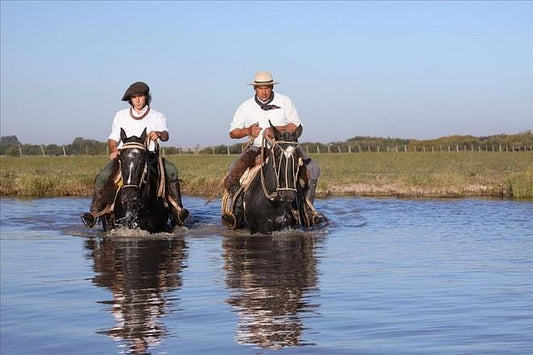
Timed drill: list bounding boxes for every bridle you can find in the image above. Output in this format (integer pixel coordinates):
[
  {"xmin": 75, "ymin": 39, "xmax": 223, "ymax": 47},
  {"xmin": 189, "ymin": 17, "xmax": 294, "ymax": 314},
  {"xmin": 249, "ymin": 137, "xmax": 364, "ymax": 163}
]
[
  {"xmin": 119, "ymin": 140, "xmax": 149, "ymax": 190},
  {"xmin": 260, "ymin": 135, "xmax": 303, "ymax": 201}
]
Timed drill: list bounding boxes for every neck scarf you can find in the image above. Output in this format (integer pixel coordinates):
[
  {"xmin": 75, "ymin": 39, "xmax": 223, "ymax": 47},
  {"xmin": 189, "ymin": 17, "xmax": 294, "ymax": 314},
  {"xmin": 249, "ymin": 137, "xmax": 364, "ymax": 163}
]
[
  {"xmin": 255, "ymin": 92, "xmax": 280, "ymax": 111},
  {"xmin": 129, "ymin": 106, "xmax": 151, "ymax": 120}
]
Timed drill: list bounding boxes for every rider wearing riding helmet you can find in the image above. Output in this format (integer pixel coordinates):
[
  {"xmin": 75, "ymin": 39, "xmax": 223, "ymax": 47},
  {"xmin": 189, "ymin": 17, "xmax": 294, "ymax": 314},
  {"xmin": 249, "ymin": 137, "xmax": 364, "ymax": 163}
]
[
  {"xmin": 223, "ymin": 71, "xmax": 325, "ymax": 225},
  {"xmin": 81, "ymin": 81, "xmax": 189, "ymax": 228}
]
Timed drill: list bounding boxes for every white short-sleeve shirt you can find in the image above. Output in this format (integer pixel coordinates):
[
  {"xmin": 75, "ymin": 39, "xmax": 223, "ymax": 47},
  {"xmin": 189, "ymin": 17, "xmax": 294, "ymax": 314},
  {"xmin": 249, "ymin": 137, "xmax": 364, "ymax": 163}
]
[
  {"xmin": 108, "ymin": 107, "xmax": 168, "ymax": 151},
  {"xmin": 229, "ymin": 92, "xmax": 302, "ymax": 147}
]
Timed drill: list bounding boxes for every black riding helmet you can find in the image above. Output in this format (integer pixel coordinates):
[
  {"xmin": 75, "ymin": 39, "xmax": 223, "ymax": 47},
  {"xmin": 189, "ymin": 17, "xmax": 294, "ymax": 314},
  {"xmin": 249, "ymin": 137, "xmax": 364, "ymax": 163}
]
[{"xmin": 121, "ymin": 81, "xmax": 150, "ymax": 101}]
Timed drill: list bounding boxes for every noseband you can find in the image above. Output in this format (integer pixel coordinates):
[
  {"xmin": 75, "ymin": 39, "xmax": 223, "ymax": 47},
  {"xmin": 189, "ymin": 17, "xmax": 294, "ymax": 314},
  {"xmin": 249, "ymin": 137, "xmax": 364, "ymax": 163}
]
[{"xmin": 260, "ymin": 136, "xmax": 302, "ymax": 201}]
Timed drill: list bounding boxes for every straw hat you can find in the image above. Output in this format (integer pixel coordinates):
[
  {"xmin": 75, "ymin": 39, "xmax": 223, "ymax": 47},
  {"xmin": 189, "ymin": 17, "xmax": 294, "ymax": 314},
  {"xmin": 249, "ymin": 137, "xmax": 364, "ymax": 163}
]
[{"xmin": 248, "ymin": 71, "xmax": 279, "ymax": 86}]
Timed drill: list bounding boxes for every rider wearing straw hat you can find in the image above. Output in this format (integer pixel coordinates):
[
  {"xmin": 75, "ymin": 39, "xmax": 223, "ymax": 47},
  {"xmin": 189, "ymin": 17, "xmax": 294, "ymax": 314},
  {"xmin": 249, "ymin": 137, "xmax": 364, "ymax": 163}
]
[
  {"xmin": 223, "ymin": 71, "xmax": 325, "ymax": 225},
  {"xmin": 81, "ymin": 81, "xmax": 189, "ymax": 228}
]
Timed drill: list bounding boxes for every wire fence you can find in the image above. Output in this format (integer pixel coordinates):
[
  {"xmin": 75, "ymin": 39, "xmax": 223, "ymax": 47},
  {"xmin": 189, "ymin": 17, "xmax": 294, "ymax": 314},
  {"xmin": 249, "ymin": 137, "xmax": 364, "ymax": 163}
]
[{"xmin": 4, "ymin": 143, "xmax": 533, "ymax": 157}]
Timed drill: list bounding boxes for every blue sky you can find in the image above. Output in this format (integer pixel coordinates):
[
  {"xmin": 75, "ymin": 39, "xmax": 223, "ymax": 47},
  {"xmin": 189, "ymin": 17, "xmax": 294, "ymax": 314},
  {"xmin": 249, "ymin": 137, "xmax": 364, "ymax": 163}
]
[{"xmin": 1, "ymin": 1, "xmax": 532, "ymax": 148}]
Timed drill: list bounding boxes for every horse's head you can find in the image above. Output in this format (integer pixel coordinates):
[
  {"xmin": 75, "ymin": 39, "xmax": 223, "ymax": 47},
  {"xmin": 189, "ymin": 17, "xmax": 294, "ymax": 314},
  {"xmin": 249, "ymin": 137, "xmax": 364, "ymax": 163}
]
[
  {"xmin": 267, "ymin": 121, "xmax": 303, "ymax": 203},
  {"xmin": 117, "ymin": 128, "xmax": 149, "ymax": 226}
]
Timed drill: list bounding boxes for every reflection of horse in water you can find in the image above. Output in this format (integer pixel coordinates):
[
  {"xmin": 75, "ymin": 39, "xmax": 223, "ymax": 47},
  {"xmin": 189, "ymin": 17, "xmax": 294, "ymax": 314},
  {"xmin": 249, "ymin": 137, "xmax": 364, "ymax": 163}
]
[
  {"xmin": 222, "ymin": 235, "xmax": 320, "ymax": 349},
  {"xmin": 85, "ymin": 237, "xmax": 187, "ymax": 354}
]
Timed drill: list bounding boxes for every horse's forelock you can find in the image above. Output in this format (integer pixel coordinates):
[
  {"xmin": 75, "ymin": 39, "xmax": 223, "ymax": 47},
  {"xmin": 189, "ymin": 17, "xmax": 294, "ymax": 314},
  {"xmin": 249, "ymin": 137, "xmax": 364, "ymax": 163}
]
[
  {"xmin": 123, "ymin": 135, "xmax": 144, "ymax": 145},
  {"xmin": 278, "ymin": 130, "xmax": 298, "ymax": 143}
]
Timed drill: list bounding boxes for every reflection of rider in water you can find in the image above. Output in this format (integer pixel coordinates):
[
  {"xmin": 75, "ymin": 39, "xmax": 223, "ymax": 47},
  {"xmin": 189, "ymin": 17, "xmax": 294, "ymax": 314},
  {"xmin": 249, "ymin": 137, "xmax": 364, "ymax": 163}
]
[
  {"xmin": 81, "ymin": 81, "xmax": 189, "ymax": 229},
  {"xmin": 223, "ymin": 236, "xmax": 319, "ymax": 349},
  {"xmin": 222, "ymin": 71, "xmax": 325, "ymax": 226},
  {"xmin": 86, "ymin": 238, "xmax": 186, "ymax": 354}
]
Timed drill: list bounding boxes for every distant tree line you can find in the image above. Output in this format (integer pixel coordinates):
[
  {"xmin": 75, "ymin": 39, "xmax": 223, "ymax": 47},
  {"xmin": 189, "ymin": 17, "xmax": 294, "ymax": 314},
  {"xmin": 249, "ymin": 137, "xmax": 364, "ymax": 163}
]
[{"xmin": 1, "ymin": 131, "xmax": 532, "ymax": 157}]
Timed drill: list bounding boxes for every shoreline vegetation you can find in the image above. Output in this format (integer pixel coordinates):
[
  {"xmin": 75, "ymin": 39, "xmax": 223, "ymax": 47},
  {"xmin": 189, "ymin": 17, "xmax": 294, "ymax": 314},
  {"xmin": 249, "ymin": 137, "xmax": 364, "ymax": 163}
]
[{"xmin": 1, "ymin": 152, "xmax": 532, "ymax": 200}]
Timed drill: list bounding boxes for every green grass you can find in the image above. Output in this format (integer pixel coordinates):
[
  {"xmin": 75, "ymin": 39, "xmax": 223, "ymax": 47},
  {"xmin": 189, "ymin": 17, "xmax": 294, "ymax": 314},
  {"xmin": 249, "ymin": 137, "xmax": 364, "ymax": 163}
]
[{"xmin": 1, "ymin": 152, "xmax": 532, "ymax": 199}]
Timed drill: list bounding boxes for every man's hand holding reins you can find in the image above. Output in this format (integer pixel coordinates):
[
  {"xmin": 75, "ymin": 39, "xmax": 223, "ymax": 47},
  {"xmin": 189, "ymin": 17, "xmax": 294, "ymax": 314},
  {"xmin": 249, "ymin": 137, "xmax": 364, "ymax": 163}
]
[
  {"xmin": 248, "ymin": 123, "xmax": 261, "ymax": 139},
  {"xmin": 148, "ymin": 130, "xmax": 169, "ymax": 142},
  {"xmin": 108, "ymin": 139, "xmax": 119, "ymax": 160}
]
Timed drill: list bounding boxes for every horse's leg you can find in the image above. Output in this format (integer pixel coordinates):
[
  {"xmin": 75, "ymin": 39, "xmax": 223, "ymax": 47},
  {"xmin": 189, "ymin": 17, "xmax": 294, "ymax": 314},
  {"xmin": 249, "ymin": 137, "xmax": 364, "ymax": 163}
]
[{"xmin": 100, "ymin": 214, "xmax": 114, "ymax": 232}]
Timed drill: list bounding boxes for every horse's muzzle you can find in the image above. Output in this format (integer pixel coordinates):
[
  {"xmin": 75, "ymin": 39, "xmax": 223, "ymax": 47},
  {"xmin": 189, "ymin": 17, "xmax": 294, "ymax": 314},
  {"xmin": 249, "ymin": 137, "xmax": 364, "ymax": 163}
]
[{"xmin": 278, "ymin": 189, "xmax": 296, "ymax": 203}]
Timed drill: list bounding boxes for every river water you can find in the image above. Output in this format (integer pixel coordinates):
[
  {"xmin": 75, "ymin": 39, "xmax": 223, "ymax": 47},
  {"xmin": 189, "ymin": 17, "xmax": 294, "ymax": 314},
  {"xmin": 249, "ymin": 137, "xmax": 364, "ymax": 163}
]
[{"xmin": 1, "ymin": 196, "xmax": 532, "ymax": 354}]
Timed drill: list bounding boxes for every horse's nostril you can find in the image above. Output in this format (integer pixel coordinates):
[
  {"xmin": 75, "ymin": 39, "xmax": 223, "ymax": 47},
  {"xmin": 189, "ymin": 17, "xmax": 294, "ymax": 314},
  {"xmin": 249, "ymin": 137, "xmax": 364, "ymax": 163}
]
[{"xmin": 279, "ymin": 191, "xmax": 296, "ymax": 202}]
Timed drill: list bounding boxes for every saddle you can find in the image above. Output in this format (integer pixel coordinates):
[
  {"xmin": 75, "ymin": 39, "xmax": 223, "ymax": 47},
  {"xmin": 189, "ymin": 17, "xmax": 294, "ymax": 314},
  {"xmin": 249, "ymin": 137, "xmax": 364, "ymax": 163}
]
[{"xmin": 221, "ymin": 165, "xmax": 261, "ymax": 229}]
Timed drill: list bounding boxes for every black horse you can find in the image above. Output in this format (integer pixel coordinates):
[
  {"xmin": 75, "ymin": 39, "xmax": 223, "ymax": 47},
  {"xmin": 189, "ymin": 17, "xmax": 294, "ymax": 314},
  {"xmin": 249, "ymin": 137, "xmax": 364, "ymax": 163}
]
[
  {"xmin": 226, "ymin": 124, "xmax": 310, "ymax": 234},
  {"xmin": 101, "ymin": 128, "xmax": 172, "ymax": 233}
]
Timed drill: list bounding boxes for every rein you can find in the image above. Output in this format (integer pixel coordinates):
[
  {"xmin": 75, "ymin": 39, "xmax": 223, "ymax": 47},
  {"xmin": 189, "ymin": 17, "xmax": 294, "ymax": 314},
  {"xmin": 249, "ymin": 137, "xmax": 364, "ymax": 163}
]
[{"xmin": 260, "ymin": 135, "xmax": 302, "ymax": 201}]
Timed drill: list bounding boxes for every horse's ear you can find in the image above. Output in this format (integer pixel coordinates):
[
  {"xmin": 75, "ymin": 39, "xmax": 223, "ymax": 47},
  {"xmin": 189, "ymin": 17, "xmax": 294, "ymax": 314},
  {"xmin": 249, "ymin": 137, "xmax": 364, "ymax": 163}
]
[
  {"xmin": 269, "ymin": 120, "xmax": 281, "ymax": 139},
  {"xmin": 120, "ymin": 128, "xmax": 127, "ymax": 142},
  {"xmin": 140, "ymin": 128, "xmax": 147, "ymax": 141},
  {"xmin": 295, "ymin": 125, "xmax": 303, "ymax": 140}
]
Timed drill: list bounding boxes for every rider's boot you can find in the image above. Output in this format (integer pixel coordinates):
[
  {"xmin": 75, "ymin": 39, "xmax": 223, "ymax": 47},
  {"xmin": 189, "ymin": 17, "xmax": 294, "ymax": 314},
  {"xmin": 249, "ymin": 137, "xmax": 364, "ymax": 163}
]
[
  {"xmin": 81, "ymin": 187, "xmax": 105, "ymax": 228},
  {"xmin": 167, "ymin": 179, "xmax": 189, "ymax": 227},
  {"xmin": 305, "ymin": 179, "xmax": 327, "ymax": 225},
  {"xmin": 222, "ymin": 182, "xmax": 244, "ymax": 228}
]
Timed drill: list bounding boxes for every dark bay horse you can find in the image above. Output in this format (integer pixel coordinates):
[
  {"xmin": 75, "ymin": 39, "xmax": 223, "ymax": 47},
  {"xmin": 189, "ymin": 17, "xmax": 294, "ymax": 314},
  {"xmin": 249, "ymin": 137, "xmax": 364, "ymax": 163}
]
[
  {"xmin": 101, "ymin": 128, "xmax": 171, "ymax": 233},
  {"xmin": 230, "ymin": 124, "xmax": 307, "ymax": 234}
]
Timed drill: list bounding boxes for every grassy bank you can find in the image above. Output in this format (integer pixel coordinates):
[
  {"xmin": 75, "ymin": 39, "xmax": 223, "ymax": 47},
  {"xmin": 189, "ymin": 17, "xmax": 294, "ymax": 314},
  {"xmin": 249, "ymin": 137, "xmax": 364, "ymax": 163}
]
[{"xmin": 1, "ymin": 152, "xmax": 532, "ymax": 199}]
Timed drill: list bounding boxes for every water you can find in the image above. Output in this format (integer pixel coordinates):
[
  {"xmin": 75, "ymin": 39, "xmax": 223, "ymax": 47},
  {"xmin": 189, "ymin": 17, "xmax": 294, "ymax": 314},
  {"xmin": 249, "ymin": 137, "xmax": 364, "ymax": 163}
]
[{"xmin": 1, "ymin": 196, "xmax": 532, "ymax": 354}]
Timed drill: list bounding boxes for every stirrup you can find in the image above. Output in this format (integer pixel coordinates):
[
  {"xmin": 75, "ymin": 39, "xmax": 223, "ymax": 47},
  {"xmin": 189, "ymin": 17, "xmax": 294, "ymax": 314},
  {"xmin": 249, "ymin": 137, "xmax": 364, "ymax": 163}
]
[
  {"xmin": 174, "ymin": 208, "xmax": 189, "ymax": 226},
  {"xmin": 312, "ymin": 211, "xmax": 327, "ymax": 226},
  {"xmin": 222, "ymin": 212, "xmax": 237, "ymax": 229},
  {"xmin": 302, "ymin": 197, "xmax": 327, "ymax": 227},
  {"xmin": 81, "ymin": 213, "xmax": 96, "ymax": 228},
  {"xmin": 222, "ymin": 187, "xmax": 242, "ymax": 229}
]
